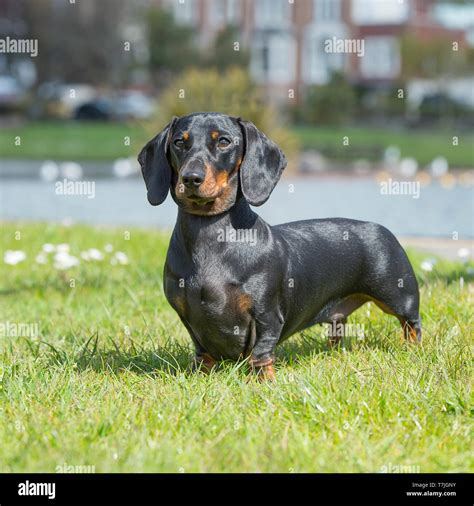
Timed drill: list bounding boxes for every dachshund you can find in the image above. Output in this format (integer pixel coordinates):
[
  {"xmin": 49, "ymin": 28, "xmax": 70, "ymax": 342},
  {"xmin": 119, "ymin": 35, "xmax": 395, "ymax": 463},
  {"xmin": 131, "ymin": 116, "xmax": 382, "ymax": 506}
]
[{"xmin": 138, "ymin": 113, "xmax": 422, "ymax": 380}]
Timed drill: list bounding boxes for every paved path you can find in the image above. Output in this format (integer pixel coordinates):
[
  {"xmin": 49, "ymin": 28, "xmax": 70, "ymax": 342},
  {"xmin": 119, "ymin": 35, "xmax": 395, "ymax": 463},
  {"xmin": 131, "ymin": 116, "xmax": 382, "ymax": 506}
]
[{"xmin": 399, "ymin": 236, "xmax": 472, "ymax": 261}]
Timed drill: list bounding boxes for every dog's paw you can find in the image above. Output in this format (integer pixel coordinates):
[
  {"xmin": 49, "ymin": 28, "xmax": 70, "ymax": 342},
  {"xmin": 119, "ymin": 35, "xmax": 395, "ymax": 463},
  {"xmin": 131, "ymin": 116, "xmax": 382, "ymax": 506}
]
[
  {"xmin": 191, "ymin": 352, "xmax": 217, "ymax": 374},
  {"xmin": 249, "ymin": 357, "xmax": 276, "ymax": 382}
]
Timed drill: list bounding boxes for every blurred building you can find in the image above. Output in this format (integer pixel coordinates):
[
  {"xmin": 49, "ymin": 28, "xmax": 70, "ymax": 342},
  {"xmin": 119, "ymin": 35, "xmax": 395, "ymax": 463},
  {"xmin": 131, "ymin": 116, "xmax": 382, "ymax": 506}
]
[
  {"xmin": 0, "ymin": 0, "xmax": 470, "ymax": 103},
  {"xmin": 157, "ymin": 0, "xmax": 468, "ymax": 101}
]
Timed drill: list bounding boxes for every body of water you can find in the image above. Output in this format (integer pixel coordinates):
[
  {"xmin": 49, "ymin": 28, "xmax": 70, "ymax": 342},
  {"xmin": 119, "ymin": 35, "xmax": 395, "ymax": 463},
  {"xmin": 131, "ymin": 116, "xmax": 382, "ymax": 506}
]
[{"xmin": 1, "ymin": 177, "xmax": 473, "ymax": 238}]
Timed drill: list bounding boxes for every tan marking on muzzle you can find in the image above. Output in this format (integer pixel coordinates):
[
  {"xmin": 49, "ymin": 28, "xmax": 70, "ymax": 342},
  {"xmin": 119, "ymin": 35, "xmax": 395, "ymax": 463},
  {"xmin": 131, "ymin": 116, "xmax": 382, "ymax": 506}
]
[
  {"xmin": 215, "ymin": 170, "xmax": 228, "ymax": 189},
  {"xmin": 178, "ymin": 164, "xmax": 238, "ymax": 216},
  {"xmin": 200, "ymin": 165, "xmax": 229, "ymax": 196},
  {"xmin": 199, "ymin": 164, "xmax": 217, "ymax": 195}
]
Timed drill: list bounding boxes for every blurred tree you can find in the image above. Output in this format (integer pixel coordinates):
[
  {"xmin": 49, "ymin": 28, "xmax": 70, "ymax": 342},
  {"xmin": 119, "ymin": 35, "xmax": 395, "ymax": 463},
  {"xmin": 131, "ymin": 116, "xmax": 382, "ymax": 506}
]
[
  {"xmin": 151, "ymin": 67, "xmax": 299, "ymax": 170},
  {"xmin": 204, "ymin": 26, "xmax": 250, "ymax": 71},
  {"xmin": 147, "ymin": 9, "xmax": 200, "ymax": 89},
  {"xmin": 400, "ymin": 34, "xmax": 471, "ymax": 80},
  {"xmin": 24, "ymin": 0, "xmax": 128, "ymax": 86},
  {"xmin": 400, "ymin": 34, "xmax": 474, "ymax": 124},
  {"xmin": 351, "ymin": 82, "xmax": 407, "ymax": 124},
  {"xmin": 300, "ymin": 73, "xmax": 356, "ymax": 125}
]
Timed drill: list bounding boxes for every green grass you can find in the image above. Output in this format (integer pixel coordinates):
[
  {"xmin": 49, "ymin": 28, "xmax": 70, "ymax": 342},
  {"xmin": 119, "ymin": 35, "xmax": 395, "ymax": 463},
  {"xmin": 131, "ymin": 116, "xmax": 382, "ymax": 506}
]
[
  {"xmin": 1, "ymin": 121, "xmax": 473, "ymax": 167},
  {"xmin": 0, "ymin": 223, "xmax": 472, "ymax": 473},
  {"xmin": 0, "ymin": 121, "xmax": 146, "ymax": 161},
  {"xmin": 293, "ymin": 125, "xmax": 474, "ymax": 167}
]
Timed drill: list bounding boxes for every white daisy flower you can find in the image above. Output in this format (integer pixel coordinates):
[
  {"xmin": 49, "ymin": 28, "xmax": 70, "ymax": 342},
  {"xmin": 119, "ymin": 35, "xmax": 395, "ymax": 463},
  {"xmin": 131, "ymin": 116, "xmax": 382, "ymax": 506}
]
[
  {"xmin": 4, "ymin": 250, "xmax": 26, "ymax": 265},
  {"xmin": 42, "ymin": 243, "xmax": 56, "ymax": 253},
  {"xmin": 56, "ymin": 243, "xmax": 70, "ymax": 253},
  {"xmin": 113, "ymin": 252, "xmax": 129, "ymax": 265},
  {"xmin": 35, "ymin": 253, "xmax": 48, "ymax": 264},
  {"xmin": 420, "ymin": 260, "xmax": 434, "ymax": 272},
  {"xmin": 88, "ymin": 248, "xmax": 104, "ymax": 261},
  {"xmin": 53, "ymin": 252, "xmax": 79, "ymax": 270}
]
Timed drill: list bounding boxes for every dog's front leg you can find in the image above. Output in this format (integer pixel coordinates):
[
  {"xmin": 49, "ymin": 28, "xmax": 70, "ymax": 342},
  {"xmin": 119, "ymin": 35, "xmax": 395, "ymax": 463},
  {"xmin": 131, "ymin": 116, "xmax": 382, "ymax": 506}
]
[
  {"xmin": 179, "ymin": 317, "xmax": 217, "ymax": 374},
  {"xmin": 191, "ymin": 352, "xmax": 217, "ymax": 373},
  {"xmin": 249, "ymin": 323, "xmax": 282, "ymax": 381},
  {"xmin": 249, "ymin": 355, "xmax": 276, "ymax": 381}
]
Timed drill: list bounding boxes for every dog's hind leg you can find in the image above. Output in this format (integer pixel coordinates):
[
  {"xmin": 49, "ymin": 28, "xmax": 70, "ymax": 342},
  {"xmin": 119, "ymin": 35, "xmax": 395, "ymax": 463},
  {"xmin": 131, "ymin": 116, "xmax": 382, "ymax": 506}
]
[
  {"xmin": 324, "ymin": 294, "xmax": 370, "ymax": 347},
  {"xmin": 370, "ymin": 298, "xmax": 422, "ymax": 344},
  {"xmin": 327, "ymin": 316, "xmax": 347, "ymax": 347},
  {"xmin": 399, "ymin": 317, "xmax": 422, "ymax": 344}
]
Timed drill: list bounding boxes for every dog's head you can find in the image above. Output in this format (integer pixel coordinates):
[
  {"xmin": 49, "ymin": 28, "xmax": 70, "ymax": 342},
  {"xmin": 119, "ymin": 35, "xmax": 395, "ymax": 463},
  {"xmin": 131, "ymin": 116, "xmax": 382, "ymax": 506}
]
[{"xmin": 138, "ymin": 112, "xmax": 286, "ymax": 215}]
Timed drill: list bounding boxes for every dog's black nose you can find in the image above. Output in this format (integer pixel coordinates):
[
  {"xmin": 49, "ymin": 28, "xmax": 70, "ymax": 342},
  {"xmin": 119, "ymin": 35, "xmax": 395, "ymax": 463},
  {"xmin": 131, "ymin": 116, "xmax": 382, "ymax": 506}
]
[{"xmin": 182, "ymin": 171, "xmax": 204, "ymax": 188}]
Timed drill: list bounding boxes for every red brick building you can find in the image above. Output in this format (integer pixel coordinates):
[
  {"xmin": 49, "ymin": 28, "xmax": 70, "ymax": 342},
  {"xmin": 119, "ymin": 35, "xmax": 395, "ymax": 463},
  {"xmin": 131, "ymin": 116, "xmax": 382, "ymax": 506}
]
[{"xmin": 158, "ymin": 0, "xmax": 467, "ymax": 102}]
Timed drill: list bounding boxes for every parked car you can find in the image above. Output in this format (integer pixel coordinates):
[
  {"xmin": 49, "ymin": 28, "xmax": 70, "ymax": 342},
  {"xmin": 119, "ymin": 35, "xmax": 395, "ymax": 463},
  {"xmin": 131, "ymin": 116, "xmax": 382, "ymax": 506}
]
[
  {"xmin": 419, "ymin": 93, "xmax": 469, "ymax": 118},
  {"xmin": 74, "ymin": 91, "xmax": 155, "ymax": 121},
  {"xmin": 113, "ymin": 91, "xmax": 154, "ymax": 120},
  {"xmin": 411, "ymin": 93, "xmax": 474, "ymax": 127},
  {"xmin": 33, "ymin": 81, "xmax": 96, "ymax": 119},
  {"xmin": 0, "ymin": 75, "xmax": 28, "ymax": 112},
  {"xmin": 74, "ymin": 98, "xmax": 113, "ymax": 120}
]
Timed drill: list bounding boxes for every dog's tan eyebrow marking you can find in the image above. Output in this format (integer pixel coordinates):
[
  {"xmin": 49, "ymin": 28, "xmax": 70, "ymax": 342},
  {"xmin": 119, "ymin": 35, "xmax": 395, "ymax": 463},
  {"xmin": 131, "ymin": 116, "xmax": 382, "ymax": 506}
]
[
  {"xmin": 182, "ymin": 131, "xmax": 189, "ymax": 141},
  {"xmin": 211, "ymin": 131, "xmax": 219, "ymax": 140}
]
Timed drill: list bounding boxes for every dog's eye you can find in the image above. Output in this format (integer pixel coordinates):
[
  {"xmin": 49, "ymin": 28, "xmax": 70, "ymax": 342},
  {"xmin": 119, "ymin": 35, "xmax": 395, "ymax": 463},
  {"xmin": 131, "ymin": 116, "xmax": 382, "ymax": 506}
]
[
  {"xmin": 217, "ymin": 136, "xmax": 232, "ymax": 148},
  {"xmin": 174, "ymin": 138, "xmax": 185, "ymax": 148}
]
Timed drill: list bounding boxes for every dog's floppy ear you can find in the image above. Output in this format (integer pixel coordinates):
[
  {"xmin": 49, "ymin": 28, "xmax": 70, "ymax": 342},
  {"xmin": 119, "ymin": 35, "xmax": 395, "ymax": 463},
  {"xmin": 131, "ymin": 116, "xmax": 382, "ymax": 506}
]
[
  {"xmin": 238, "ymin": 119, "xmax": 287, "ymax": 206},
  {"xmin": 138, "ymin": 117, "xmax": 177, "ymax": 206}
]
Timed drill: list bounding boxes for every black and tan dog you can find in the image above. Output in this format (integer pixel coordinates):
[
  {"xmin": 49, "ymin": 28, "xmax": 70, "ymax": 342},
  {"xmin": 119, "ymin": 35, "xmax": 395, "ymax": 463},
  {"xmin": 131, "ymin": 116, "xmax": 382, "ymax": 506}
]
[{"xmin": 138, "ymin": 112, "xmax": 421, "ymax": 380}]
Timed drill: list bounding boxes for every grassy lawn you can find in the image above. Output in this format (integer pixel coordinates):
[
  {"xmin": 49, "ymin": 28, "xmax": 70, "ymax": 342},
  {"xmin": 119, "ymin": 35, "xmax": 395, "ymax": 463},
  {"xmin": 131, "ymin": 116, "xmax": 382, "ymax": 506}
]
[
  {"xmin": 293, "ymin": 125, "xmax": 474, "ymax": 168},
  {"xmin": 0, "ymin": 121, "xmax": 146, "ymax": 161},
  {"xmin": 0, "ymin": 222, "xmax": 472, "ymax": 473},
  {"xmin": 0, "ymin": 121, "xmax": 473, "ymax": 167}
]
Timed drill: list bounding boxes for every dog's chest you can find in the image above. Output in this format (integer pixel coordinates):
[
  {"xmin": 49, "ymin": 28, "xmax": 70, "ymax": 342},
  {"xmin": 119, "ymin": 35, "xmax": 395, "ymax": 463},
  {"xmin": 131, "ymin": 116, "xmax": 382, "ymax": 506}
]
[
  {"xmin": 165, "ymin": 259, "xmax": 251, "ymax": 318},
  {"xmin": 164, "ymin": 255, "xmax": 254, "ymax": 358}
]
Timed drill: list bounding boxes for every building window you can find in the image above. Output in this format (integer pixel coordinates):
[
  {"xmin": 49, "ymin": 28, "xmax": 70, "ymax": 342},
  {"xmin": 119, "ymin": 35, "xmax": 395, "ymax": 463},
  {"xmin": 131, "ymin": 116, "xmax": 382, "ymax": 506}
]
[
  {"xmin": 251, "ymin": 32, "xmax": 296, "ymax": 84},
  {"xmin": 304, "ymin": 29, "xmax": 346, "ymax": 85},
  {"xmin": 351, "ymin": 0, "xmax": 409, "ymax": 25},
  {"xmin": 227, "ymin": 0, "xmax": 239, "ymax": 25},
  {"xmin": 209, "ymin": 0, "xmax": 240, "ymax": 28},
  {"xmin": 314, "ymin": 0, "xmax": 341, "ymax": 22},
  {"xmin": 254, "ymin": 0, "xmax": 290, "ymax": 29},
  {"xmin": 172, "ymin": 0, "xmax": 197, "ymax": 25},
  {"xmin": 359, "ymin": 36, "xmax": 400, "ymax": 79}
]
